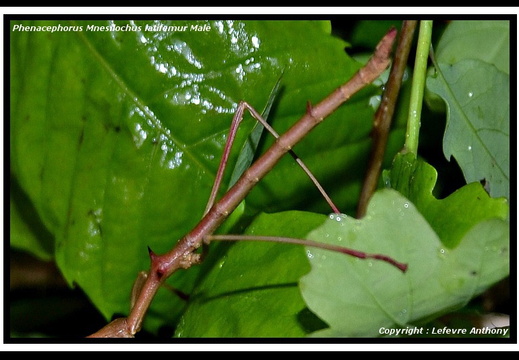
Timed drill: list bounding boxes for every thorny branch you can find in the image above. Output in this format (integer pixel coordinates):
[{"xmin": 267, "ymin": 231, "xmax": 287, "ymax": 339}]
[{"xmin": 88, "ymin": 27, "xmax": 399, "ymax": 338}]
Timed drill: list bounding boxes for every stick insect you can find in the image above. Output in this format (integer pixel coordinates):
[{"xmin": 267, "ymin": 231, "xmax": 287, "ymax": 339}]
[{"xmin": 88, "ymin": 27, "xmax": 405, "ymax": 338}]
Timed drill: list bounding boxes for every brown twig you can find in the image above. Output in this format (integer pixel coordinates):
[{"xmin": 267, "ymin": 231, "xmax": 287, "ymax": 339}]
[
  {"xmin": 87, "ymin": 28, "xmax": 398, "ymax": 338},
  {"xmin": 356, "ymin": 21, "xmax": 417, "ymax": 219}
]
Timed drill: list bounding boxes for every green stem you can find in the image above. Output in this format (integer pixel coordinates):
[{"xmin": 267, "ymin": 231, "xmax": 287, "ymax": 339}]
[{"xmin": 405, "ymin": 20, "xmax": 433, "ymax": 156}]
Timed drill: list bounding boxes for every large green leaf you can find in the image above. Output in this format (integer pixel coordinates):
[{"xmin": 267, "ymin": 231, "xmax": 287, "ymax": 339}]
[
  {"xmin": 434, "ymin": 20, "xmax": 509, "ymax": 74},
  {"xmin": 10, "ymin": 20, "xmax": 395, "ymax": 331},
  {"xmin": 427, "ymin": 60, "xmax": 509, "ymax": 200},
  {"xmin": 10, "ymin": 184, "xmax": 54, "ymax": 261},
  {"xmin": 426, "ymin": 20, "xmax": 510, "ymax": 200},
  {"xmin": 299, "ymin": 189, "xmax": 509, "ymax": 337},
  {"xmin": 385, "ymin": 152, "xmax": 509, "ymax": 248}
]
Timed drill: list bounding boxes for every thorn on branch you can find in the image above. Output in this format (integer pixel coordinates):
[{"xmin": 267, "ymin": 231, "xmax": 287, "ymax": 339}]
[
  {"xmin": 147, "ymin": 246, "xmax": 155, "ymax": 257},
  {"xmin": 306, "ymin": 100, "xmax": 322, "ymax": 123},
  {"xmin": 306, "ymin": 100, "xmax": 314, "ymax": 115},
  {"xmin": 148, "ymin": 246, "xmax": 166, "ymax": 279}
]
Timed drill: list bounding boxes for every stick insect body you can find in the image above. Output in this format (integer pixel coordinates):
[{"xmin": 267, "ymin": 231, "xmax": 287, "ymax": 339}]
[{"xmin": 88, "ymin": 28, "xmax": 404, "ymax": 338}]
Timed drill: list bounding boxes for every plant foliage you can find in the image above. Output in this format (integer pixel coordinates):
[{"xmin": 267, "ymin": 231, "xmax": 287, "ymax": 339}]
[{"xmin": 10, "ymin": 19, "xmax": 510, "ymax": 338}]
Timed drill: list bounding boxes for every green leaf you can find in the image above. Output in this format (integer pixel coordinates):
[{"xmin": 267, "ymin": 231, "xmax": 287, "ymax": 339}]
[
  {"xmin": 434, "ymin": 20, "xmax": 509, "ymax": 74},
  {"xmin": 10, "ymin": 185, "xmax": 54, "ymax": 261},
  {"xmin": 427, "ymin": 60, "xmax": 509, "ymax": 200},
  {"xmin": 175, "ymin": 211, "xmax": 325, "ymax": 337},
  {"xmin": 385, "ymin": 152, "xmax": 509, "ymax": 248},
  {"xmin": 11, "ymin": 20, "xmax": 392, "ymax": 331},
  {"xmin": 300, "ymin": 189, "xmax": 509, "ymax": 337}
]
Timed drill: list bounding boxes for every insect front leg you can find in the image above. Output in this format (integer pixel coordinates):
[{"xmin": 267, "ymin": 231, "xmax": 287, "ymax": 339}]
[{"xmin": 205, "ymin": 101, "xmax": 340, "ymax": 217}]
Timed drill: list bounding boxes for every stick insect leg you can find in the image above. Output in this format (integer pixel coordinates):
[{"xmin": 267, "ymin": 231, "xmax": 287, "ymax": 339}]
[
  {"xmin": 204, "ymin": 102, "xmax": 248, "ymax": 215},
  {"xmin": 204, "ymin": 101, "xmax": 340, "ymax": 216},
  {"xmin": 243, "ymin": 102, "xmax": 341, "ymax": 214}
]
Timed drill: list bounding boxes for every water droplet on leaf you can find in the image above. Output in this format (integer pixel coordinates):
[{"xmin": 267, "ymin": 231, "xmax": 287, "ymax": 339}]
[
  {"xmin": 329, "ymin": 213, "xmax": 348, "ymax": 222},
  {"xmin": 398, "ymin": 308, "xmax": 408, "ymax": 319}
]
